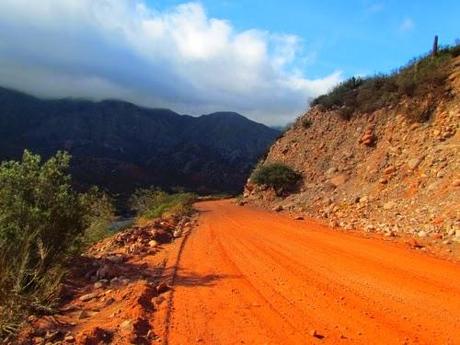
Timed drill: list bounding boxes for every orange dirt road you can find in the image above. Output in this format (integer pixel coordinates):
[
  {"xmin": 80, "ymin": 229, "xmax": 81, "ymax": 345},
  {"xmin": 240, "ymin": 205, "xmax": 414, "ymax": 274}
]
[{"xmin": 162, "ymin": 200, "xmax": 460, "ymax": 345}]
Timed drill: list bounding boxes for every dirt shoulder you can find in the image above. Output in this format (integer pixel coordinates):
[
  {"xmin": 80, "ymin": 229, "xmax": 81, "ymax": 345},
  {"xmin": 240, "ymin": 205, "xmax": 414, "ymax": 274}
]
[{"xmin": 16, "ymin": 215, "xmax": 197, "ymax": 345}]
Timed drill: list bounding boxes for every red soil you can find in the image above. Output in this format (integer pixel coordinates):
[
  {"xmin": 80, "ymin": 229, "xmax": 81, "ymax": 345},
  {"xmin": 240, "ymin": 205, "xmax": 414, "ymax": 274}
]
[{"xmin": 159, "ymin": 200, "xmax": 460, "ymax": 345}]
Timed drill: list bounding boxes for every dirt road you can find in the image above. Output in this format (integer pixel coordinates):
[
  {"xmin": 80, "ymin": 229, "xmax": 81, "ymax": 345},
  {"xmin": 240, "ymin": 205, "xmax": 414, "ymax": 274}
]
[{"xmin": 162, "ymin": 200, "xmax": 460, "ymax": 345}]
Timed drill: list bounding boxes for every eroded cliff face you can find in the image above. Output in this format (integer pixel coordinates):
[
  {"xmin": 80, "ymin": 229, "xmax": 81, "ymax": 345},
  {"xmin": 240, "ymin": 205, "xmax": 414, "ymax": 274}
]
[{"xmin": 245, "ymin": 57, "xmax": 460, "ymax": 244}]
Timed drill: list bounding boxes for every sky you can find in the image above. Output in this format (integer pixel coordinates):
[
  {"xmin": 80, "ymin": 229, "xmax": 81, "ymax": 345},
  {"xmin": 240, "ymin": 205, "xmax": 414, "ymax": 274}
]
[{"xmin": 0, "ymin": 1, "xmax": 458, "ymax": 125}]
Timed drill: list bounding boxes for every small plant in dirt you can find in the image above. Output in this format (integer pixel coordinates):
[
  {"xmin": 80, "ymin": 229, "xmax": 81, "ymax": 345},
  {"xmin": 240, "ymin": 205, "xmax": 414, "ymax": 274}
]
[
  {"xmin": 251, "ymin": 163, "xmax": 302, "ymax": 196},
  {"xmin": 0, "ymin": 150, "xmax": 114, "ymax": 339},
  {"xmin": 301, "ymin": 118, "xmax": 313, "ymax": 129},
  {"xmin": 129, "ymin": 188, "xmax": 196, "ymax": 220}
]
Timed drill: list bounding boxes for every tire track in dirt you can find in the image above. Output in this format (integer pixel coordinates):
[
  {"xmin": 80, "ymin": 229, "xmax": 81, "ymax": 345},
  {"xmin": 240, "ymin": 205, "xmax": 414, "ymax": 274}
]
[{"xmin": 161, "ymin": 200, "xmax": 460, "ymax": 345}]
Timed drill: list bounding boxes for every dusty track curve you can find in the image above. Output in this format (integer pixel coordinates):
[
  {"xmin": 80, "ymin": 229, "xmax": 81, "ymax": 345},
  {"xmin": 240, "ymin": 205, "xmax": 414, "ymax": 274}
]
[{"xmin": 163, "ymin": 200, "xmax": 460, "ymax": 345}]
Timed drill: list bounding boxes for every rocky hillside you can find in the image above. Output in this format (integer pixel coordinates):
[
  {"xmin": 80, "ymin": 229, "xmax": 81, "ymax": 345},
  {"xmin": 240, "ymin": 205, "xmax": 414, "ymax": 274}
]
[
  {"xmin": 0, "ymin": 87, "xmax": 279, "ymax": 195},
  {"xmin": 245, "ymin": 51, "xmax": 460, "ymax": 246}
]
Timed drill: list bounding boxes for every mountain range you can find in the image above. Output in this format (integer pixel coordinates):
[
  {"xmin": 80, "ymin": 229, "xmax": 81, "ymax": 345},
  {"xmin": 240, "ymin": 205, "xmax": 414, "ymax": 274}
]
[{"xmin": 0, "ymin": 87, "xmax": 279, "ymax": 195}]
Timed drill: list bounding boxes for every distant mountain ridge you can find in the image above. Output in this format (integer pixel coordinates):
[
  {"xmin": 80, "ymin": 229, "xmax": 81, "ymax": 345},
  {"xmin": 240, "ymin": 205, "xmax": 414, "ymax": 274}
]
[{"xmin": 0, "ymin": 86, "xmax": 279, "ymax": 194}]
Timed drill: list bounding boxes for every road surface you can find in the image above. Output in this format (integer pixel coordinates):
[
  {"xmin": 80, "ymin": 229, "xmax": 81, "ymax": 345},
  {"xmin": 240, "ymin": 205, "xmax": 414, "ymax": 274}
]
[{"xmin": 163, "ymin": 200, "xmax": 460, "ymax": 344}]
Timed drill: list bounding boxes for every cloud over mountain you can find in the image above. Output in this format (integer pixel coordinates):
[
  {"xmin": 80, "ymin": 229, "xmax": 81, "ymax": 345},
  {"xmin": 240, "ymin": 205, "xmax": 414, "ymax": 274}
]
[{"xmin": 0, "ymin": 0, "xmax": 341, "ymax": 124}]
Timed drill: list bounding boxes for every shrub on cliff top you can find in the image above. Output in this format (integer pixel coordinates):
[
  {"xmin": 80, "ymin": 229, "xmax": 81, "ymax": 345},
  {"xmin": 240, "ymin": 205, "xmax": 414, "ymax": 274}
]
[
  {"xmin": 251, "ymin": 163, "xmax": 301, "ymax": 195},
  {"xmin": 311, "ymin": 43, "xmax": 459, "ymax": 122}
]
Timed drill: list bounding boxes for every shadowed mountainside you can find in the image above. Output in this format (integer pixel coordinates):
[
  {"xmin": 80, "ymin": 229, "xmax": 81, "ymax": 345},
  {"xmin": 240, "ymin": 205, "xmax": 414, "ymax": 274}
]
[{"xmin": 0, "ymin": 87, "xmax": 279, "ymax": 195}]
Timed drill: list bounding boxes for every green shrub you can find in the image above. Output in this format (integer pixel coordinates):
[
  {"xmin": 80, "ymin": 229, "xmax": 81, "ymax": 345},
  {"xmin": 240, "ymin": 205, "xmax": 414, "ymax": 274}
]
[
  {"xmin": 129, "ymin": 188, "xmax": 196, "ymax": 220},
  {"xmin": 450, "ymin": 44, "xmax": 460, "ymax": 57},
  {"xmin": 301, "ymin": 118, "xmax": 313, "ymax": 129},
  {"xmin": 251, "ymin": 163, "xmax": 301, "ymax": 195},
  {"xmin": 80, "ymin": 187, "xmax": 116, "ymax": 246},
  {"xmin": 0, "ymin": 150, "xmax": 114, "ymax": 339},
  {"xmin": 312, "ymin": 77, "xmax": 364, "ymax": 109}
]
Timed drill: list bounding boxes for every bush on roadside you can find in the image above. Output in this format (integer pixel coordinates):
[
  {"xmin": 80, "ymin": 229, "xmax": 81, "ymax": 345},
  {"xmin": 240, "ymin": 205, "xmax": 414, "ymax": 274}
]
[
  {"xmin": 80, "ymin": 187, "xmax": 116, "ymax": 246},
  {"xmin": 251, "ymin": 163, "xmax": 301, "ymax": 195},
  {"xmin": 0, "ymin": 150, "xmax": 114, "ymax": 339},
  {"xmin": 129, "ymin": 188, "xmax": 196, "ymax": 220}
]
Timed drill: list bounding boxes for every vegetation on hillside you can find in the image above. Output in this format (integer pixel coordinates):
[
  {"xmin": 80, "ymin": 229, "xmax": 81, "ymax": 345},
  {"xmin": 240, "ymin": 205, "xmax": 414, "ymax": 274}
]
[
  {"xmin": 312, "ymin": 44, "xmax": 460, "ymax": 122},
  {"xmin": 251, "ymin": 163, "xmax": 301, "ymax": 195},
  {"xmin": 129, "ymin": 188, "xmax": 197, "ymax": 220},
  {"xmin": 0, "ymin": 151, "xmax": 114, "ymax": 339}
]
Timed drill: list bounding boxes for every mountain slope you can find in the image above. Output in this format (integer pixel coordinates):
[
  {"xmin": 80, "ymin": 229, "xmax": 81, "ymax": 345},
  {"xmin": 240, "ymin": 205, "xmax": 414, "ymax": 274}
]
[
  {"xmin": 0, "ymin": 87, "xmax": 279, "ymax": 194},
  {"xmin": 244, "ymin": 49, "xmax": 460, "ymax": 246}
]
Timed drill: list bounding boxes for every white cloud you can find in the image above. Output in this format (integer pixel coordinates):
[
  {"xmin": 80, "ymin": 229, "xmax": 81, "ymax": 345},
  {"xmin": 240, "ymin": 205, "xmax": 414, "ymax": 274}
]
[
  {"xmin": 0, "ymin": 0, "xmax": 341, "ymax": 125},
  {"xmin": 400, "ymin": 18, "xmax": 415, "ymax": 32}
]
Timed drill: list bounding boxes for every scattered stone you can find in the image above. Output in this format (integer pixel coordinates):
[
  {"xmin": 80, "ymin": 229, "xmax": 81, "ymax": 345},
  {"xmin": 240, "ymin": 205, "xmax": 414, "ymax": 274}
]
[
  {"xmin": 107, "ymin": 255, "xmax": 124, "ymax": 264},
  {"xmin": 27, "ymin": 315, "xmax": 38, "ymax": 323},
  {"xmin": 365, "ymin": 224, "xmax": 375, "ymax": 232},
  {"xmin": 326, "ymin": 167, "xmax": 337, "ymax": 176},
  {"xmin": 94, "ymin": 281, "xmax": 105, "ymax": 289},
  {"xmin": 104, "ymin": 297, "xmax": 116, "ymax": 307},
  {"xmin": 153, "ymin": 229, "xmax": 172, "ymax": 244},
  {"xmin": 408, "ymin": 157, "xmax": 423, "ymax": 170},
  {"xmin": 33, "ymin": 337, "xmax": 44, "ymax": 345},
  {"xmin": 77, "ymin": 310, "xmax": 90, "ymax": 320},
  {"xmin": 310, "ymin": 329, "xmax": 325, "ymax": 339},
  {"xmin": 383, "ymin": 201, "xmax": 396, "ymax": 210},
  {"xmin": 329, "ymin": 220, "xmax": 339, "ymax": 228},
  {"xmin": 431, "ymin": 233, "xmax": 443, "ymax": 240},
  {"xmin": 120, "ymin": 320, "xmax": 132, "ymax": 331},
  {"xmin": 294, "ymin": 216, "xmax": 304, "ymax": 220},
  {"xmin": 454, "ymin": 230, "xmax": 460, "ymax": 242},
  {"xmin": 79, "ymin": 292, "xmax": 99, "ymax": 302},
  {"xmin": 417, "ymin": 230, "xmax": 427, "ymax": 238},
  {"xmin": 64, "ymin": 335, "xmax": 75, "ymax": 343},
  {"xmin": 45, "ymin": 330, "xmax": 63, "ymax": 342},
  {"xmin": 359, "ymin": 196, "xmax": 369, "ymax": 204},
  {"xmin": 273, "ymin": 205, "xmax": 283, "ymax": 212},
  {"xmin": 97, "ymin": 264, "xmax": 118, "ymax": 280},
  {"xmin": 406, "ymin": 239, "xmax": 424, "ymax": 249},
  {"xmin": 156, "ymin": 282, "xmax": 170, "ymax": 294},
  {"xmin": 384, "ymin": 166, "xmax": 396, "ymax": 175},
  {"xmin": 329, "ymin": 174, "xmax": 348, "ymax": 188}
]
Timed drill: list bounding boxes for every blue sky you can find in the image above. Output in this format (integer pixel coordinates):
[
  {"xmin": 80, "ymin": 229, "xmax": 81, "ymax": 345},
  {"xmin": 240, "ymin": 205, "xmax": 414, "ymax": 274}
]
[
  {"xmin": 151, "ymin": 0, "xmax": 460, "ymax": 78},
  {"xmin": 0, "ymin": 0, "xmax": 458, "ymax": 125}
]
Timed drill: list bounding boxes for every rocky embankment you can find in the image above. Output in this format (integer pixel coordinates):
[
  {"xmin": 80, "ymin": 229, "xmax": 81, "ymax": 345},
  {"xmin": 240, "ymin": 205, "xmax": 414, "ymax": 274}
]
[
  {"xmin": 244, "ymin": 58, "xmax": 460, "ymax": 249},
  {"xmin": 16, "ymin": 215, "xmax": 197, "ymax": 345}
]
